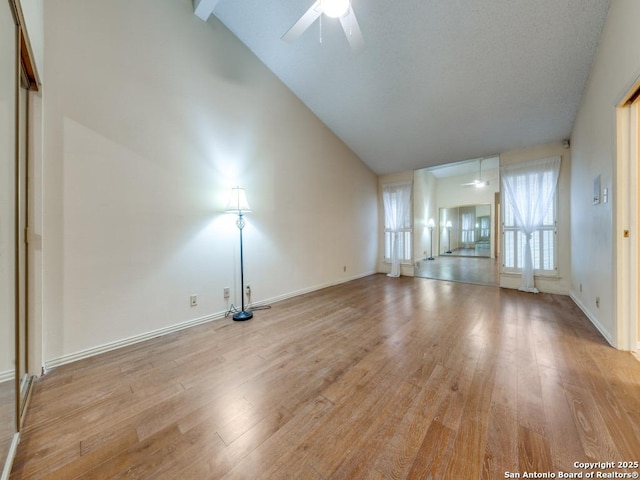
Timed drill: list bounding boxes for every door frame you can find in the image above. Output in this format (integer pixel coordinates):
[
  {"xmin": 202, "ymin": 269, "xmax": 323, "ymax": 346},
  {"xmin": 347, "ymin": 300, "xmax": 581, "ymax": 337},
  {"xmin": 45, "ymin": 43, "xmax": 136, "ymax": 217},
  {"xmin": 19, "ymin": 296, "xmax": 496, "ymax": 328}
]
[{"xmin": 615, "ymin": 81, "xmax": 640, "ymax": 353}]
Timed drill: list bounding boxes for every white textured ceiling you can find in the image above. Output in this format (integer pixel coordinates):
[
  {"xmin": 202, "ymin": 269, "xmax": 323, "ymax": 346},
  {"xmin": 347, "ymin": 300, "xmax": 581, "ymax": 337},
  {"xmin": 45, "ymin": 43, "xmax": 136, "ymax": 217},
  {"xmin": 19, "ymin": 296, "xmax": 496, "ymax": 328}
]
[{"xmin": 206, "ymin": 0, "xmax": 611, "ymax": 175}]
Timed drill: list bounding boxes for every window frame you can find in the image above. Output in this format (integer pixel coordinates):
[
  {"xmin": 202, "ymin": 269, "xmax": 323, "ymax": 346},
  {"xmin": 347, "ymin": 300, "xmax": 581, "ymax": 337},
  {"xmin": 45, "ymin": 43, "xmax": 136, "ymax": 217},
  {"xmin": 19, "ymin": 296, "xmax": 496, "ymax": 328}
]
[{"xmin": 383, "ymin": 229, "xmax": 413, "ymax": 264}]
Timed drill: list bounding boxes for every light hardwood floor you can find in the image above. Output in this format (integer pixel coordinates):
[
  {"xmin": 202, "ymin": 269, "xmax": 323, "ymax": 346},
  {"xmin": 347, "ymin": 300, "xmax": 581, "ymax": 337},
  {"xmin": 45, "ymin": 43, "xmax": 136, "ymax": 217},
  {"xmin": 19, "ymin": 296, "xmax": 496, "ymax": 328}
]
[{"xmin": 9, "ymin": 274, "xmax": 640, "ymax": 479}]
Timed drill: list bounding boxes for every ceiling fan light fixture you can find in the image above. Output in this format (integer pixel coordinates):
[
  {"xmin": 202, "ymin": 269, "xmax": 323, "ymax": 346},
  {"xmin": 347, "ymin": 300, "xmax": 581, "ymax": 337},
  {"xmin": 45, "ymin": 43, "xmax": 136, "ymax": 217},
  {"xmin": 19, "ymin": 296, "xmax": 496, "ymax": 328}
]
[{"xmin": 321, "ymin": 0, "xmax": 349, "ymax": 18}]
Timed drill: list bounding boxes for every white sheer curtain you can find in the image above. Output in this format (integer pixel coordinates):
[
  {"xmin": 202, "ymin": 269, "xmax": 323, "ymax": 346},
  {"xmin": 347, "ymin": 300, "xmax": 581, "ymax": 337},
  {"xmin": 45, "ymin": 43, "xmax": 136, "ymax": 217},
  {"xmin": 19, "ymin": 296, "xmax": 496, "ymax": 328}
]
[
  {"xmin": 501, "ymin": 156, "xmax": 561, "ymax": 293},
  {"xmin": 461, "ymin": 212, "xmax": 475, "ymax": 244},
  {"xmin": 382, "ymin": 182, "xmax": 412, "ymax": 277},
  {"xmin": 480, "ymin": 216, "xmax": 490, "ymax": 238}
]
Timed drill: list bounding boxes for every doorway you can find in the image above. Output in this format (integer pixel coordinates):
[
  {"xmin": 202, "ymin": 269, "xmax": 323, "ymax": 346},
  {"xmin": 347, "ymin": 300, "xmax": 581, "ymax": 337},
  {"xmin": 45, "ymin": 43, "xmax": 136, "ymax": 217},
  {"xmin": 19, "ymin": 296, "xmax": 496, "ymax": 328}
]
[
  {"xmin": 414, "ymin": 156, "xmax": 500, "ymax": 287},
  {"xmin": 616, "ymin": 82, "xmax": 640, "ymax": 353}
]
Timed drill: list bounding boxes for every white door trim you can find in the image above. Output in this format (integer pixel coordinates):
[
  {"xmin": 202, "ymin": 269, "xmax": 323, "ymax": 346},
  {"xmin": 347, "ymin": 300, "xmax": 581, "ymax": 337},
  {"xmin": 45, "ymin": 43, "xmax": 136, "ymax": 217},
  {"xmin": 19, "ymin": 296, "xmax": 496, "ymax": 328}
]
[{"xmin": 615, "ymin": 87, "xmax": 639, "ymax": 353}]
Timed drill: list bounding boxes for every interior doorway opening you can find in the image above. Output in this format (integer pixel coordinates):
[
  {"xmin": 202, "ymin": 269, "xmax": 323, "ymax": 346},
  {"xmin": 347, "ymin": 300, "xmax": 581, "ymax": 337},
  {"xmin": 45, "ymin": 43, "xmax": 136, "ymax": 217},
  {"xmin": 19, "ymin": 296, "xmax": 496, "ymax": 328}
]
[
  {"xmin": 413, "ymin": 156, "xmax": 500, "ymax": 287},
  {"xmin": 616, "ymin": 81, "xmax": 640, "ymax": 353}
]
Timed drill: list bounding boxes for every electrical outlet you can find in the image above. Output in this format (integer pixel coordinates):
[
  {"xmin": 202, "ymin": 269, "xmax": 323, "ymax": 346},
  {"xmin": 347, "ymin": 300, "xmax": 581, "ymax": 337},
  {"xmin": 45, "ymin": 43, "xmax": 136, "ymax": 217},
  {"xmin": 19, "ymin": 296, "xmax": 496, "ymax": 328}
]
[
  {"xmin": 190, "ymin": 294, "xmax": 197, "ymax": 307},
  {"xmin": 579, "ymin": 283, "xmax": 582, "ymax": 293},
  {"xmin": 245, "ymin": 285, "xmax": 251, "ymax": 294},
  {"xmin": 223, "ymin": 287, "xmax": 230, "ymax": 299},
  {"xmin": 343, "ymin": 266, "xmax": 347, "ymax": 272},
  {"xmin": 596, "ymin": 296, "xmax": 600, "ymax": 308}
]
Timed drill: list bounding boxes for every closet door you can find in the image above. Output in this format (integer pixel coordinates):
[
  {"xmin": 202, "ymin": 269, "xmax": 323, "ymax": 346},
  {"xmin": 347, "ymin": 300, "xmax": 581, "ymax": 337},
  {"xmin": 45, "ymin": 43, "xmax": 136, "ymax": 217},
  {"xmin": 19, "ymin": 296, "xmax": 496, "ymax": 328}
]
[
  {"xmin": 0, "ymin": 0, "xmax": 18, "ymax": 468},
  {"xmin": 17, "ymin": 64, "xmax": 30, "ymax": 423}
]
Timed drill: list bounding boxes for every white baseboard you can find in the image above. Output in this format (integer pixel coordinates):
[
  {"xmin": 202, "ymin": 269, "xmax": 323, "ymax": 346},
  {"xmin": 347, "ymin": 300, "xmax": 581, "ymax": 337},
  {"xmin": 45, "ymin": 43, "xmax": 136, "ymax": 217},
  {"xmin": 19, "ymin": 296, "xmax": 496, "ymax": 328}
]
[
  {"xmin": 44, "ymin": 271, "xmax": 377, "ymax": 371},
  {"xmin": 569, "ymin": 291, "xmax": 615, "ymax": 348},
  {"xmin": 45, "ymin": 310, "xmax": 227, "ymax": 370},
  {"xmin": 1, "ymin": 433, "xmax": 19, "ymax": 480},
  {"xmin": 499, "ymin": 274, "xmax": 569, "ymax": 295}
]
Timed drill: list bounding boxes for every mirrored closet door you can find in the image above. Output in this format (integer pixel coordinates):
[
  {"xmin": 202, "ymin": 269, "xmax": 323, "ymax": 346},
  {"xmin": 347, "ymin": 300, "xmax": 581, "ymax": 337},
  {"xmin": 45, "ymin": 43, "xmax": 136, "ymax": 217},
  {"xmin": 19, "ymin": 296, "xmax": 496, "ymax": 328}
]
[
  {"xmin": 439, "ymin": 204, "xmax": 492, "ymax": 257},
  {"xmin": 17, "ymin": 56, "xmax": 31, "ymax": 423},
  {"xmin": 0, "ymin": 0, "xmax": 18, "ymax": 467},
  {"xmin": 1, "ymin": 1, "xmax": 39, "ymax": 474}
]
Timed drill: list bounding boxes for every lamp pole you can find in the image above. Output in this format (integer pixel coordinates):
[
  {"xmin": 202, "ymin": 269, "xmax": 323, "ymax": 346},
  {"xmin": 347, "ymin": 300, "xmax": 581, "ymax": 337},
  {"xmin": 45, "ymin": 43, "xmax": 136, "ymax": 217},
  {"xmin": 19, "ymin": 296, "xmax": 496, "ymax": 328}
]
[
  {"xmin": 233, "ymin": 211, "xmax": 253, "ymax": 321},
  {"xmin": 225, "ymin": 186, "xmax": 253, "ymax": 321},
  {"xmin": 446, "ymin": 222, "xmax": 452, "ymax": 254},
  {"xmin": 427, "ymin": 219, "xmax": 435, "ymax": 260}
]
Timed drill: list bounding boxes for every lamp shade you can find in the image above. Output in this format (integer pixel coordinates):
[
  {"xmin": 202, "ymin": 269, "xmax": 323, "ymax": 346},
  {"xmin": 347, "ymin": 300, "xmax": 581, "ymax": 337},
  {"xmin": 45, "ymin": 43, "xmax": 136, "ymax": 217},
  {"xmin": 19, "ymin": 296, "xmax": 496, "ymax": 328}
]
[
  {"xmin": 445, "ymin": 221, "xmax": 452, "ymax": 228},
  {"xmin": 427, "ymin": 218, "xmax": 435, "ymax": 228},
  {"xmin": 225, "ymin": 186, "xmax": 251, "ymax": 213}
]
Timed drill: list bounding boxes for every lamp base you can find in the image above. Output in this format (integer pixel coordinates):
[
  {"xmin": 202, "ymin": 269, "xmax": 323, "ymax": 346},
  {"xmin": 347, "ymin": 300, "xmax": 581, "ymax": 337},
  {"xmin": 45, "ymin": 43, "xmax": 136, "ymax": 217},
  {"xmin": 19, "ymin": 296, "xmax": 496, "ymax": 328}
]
[
  {"xmin": 427, "ymin": 256, "xmax": 435, "ymax": 260},
  {"xmin": 233, "ymin": 310, "xmax": 253, "ymax": 321},
  {"xmin": 445, "ymin": 251, "xmax": 452, "ymax": 254}
]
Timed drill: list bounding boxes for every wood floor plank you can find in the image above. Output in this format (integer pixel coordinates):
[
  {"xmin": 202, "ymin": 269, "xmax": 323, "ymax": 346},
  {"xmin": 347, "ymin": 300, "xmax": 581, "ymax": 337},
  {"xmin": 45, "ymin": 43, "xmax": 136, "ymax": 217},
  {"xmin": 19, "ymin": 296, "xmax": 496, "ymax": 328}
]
[
  {"xmin": 537, "ymin": 365, "xmax": 591, "ymax": 471},
  {"xmin": 406, "ymin": 420, "xmax": 455, "ymax": 480},
  {"xmin": 517, "ymin": 424, "xmax": 554, "ymax": 475},
  {"xmin": 372, "ymin": 364, "xmax": 454, "ymax": 479},
  {"xmin": 221, "ymin": 396, "xmax": 334, "ymax": 479},
  {"xmin": 481, "ymin": 402, "xmax": 518, "ymax": 480},
  {"xmin": 156, "ymin": 408, "xmax": 292, "ymax": 480},
  {"xmin": 562, "ymin": 381, "xmax": 620, "ymax": 461},
  {"xmin": 70, "ymin": 425, "xmax": 179, "ymax": 480},
  {"xmin": 328, "ymin": 379, "xmax": 422, "ymax": 479},
  {"xmin": 9, "ymin": 274, "xmax": 640, "ymax": 479},
  {"xmin": 443, "ymin": 341, "xmax": 498, "ymax": 480}
]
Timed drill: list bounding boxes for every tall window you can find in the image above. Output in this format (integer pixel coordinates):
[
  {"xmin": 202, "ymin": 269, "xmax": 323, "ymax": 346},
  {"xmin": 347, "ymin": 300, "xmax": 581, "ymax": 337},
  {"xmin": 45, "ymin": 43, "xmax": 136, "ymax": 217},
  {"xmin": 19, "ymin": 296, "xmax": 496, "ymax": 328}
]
[
  {"xmin": 503, "ymin": 199, "xmax": 556, "ymax": 272},
  {"xmin": 460, "ymin": 211, "xmax": 475, "ymax": 245},
  {"xmin": 382, "ymin": 182, "xmax": 412, "ymax": 277},
  {"xmin": 501, "ymin": 157, "xmax": 561, "ymax": 292}
]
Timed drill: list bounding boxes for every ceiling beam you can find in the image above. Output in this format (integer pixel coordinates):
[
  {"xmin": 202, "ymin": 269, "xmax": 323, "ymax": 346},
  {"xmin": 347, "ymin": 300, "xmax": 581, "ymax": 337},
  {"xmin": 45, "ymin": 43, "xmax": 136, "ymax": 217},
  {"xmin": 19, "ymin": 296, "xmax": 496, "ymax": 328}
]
[{"xmin": 193, "ymin": 0, "xmax": 219, "ymax": 21}]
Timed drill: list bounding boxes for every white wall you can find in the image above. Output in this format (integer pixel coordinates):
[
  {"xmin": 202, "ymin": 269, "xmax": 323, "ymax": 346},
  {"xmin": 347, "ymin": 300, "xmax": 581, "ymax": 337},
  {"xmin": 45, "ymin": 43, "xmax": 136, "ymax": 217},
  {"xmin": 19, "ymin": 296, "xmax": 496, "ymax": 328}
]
[
  {"xmin": 570, "ymin": 0, "xmax": 640, "ymax": 348},
  {"xmin": 42, "ymin": 0, "xmax": 378, "ymax": 366},
  {"xmin": 500, "ymin": 142, "xmax": 571, "ymax": 295},
  {"xmin": 436, "ymin": 167, "xmax": 499, "ymax": 211}
]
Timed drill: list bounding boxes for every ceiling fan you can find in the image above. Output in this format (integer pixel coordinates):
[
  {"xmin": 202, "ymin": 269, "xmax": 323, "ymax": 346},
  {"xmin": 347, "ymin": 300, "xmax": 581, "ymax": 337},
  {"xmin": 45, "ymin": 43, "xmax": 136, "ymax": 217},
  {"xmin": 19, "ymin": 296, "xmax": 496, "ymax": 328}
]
[
  {"xmin": 462, "ymin": 159, "xmax": 490, "ymax": 188},
  {"xmin": 282, "ymin": 0, "xmax": 364, "ymax": 51}
]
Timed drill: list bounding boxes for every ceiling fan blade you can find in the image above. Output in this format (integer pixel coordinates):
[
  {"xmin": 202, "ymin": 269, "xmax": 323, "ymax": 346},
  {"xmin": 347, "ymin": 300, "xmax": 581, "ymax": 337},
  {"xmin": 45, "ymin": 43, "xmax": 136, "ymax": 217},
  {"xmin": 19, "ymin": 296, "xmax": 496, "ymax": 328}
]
[
  {"xmin": 282, "ymin": 0, "xmax": 323, "ymax": 43},
  {"xmin": 339, "ymin": 6, "xmax": 364, "ymax": 51}
]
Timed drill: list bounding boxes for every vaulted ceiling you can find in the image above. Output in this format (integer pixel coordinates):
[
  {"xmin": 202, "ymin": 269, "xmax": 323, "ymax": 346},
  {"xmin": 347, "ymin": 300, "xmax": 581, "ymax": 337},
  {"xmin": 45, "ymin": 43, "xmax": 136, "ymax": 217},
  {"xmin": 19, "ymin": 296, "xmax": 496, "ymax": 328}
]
[{"xmin": 195, "ymin": 0, "xmax": 611, "ymax": 175}]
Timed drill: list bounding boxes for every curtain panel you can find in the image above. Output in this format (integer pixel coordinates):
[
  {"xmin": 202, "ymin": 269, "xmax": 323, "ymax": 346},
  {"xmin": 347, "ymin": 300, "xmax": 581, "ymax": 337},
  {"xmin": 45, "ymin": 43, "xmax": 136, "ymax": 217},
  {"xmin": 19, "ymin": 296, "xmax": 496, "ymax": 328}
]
[
  {"xmin": 382, "ymin": 182, "xmax": 412, "ymax": 277},
  {"xmin": 501, "ymin": 156, "xmax": 561, "ymax": 293}
]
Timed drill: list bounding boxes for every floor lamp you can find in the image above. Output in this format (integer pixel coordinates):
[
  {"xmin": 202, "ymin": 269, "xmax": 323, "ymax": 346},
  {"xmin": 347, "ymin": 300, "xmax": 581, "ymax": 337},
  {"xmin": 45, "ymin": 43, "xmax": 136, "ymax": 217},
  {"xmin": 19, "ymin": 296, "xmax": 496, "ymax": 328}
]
[
  {"xmin": 445, "ymin": 220, "xmax": 452, "ymax": 254},
  {"xmin": 225, "ymin": 186, "xmax": 253, "ymax": 321},
  {"xmin": 427, "ymin": 218, "xmax": 435, "ymax": 260}
]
